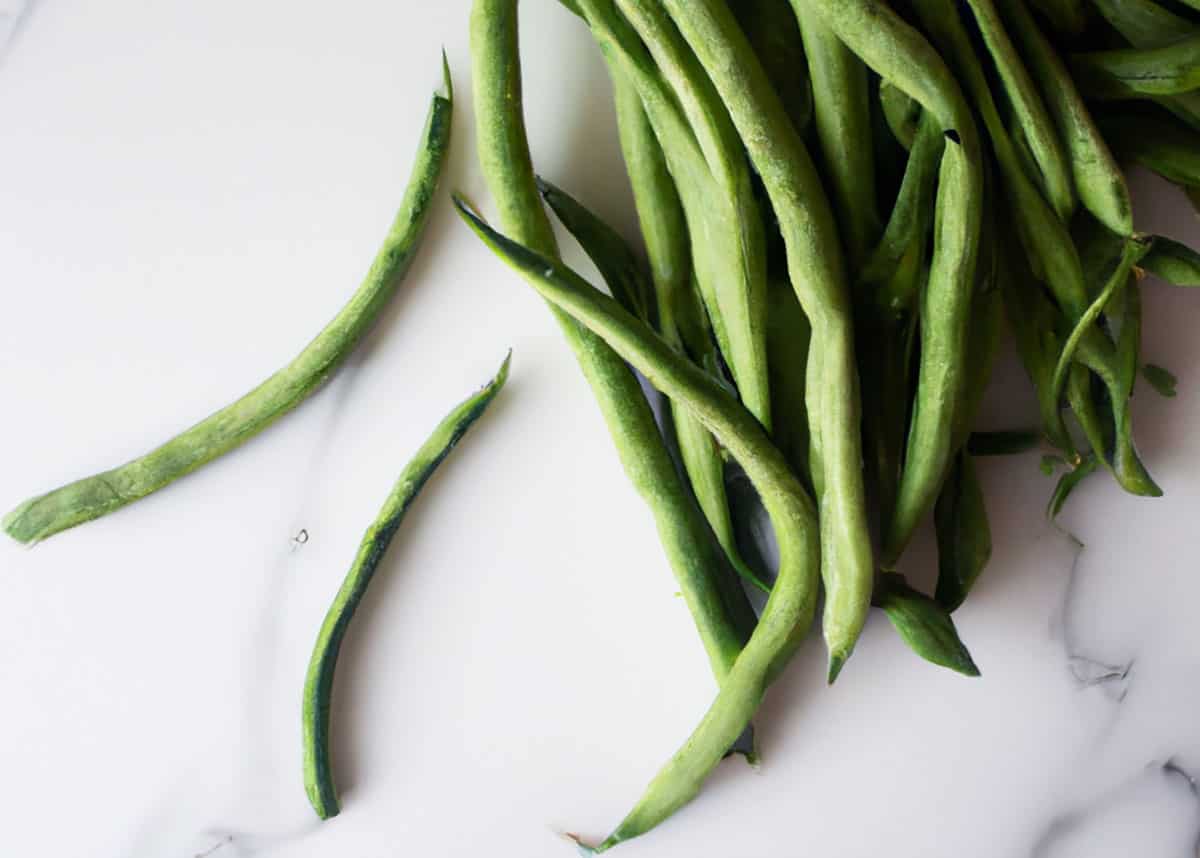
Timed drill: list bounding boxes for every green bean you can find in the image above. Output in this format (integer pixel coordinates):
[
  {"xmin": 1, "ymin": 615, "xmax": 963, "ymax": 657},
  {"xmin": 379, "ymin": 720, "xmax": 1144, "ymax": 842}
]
[
  {"xmin": 1072, "ymin": 36, "xmax": 1200, "ymax": 99},
  {"xmin": 472, "ymin": 0, "xmax": 756, "ymax": 686},
  {"xmin": 1110, "ymin": 274, "xmax": 1162, "ymax": 495},
  {"xmin": 3, "ymin": 64, "xmax": 454, "ymax": 545},
  {"xmin": 863, "ymin": 117, "xmax": 943, "ymax": 316},
  {"xmin": 1142, "ymin": 235, "xmax": 1200, "ymax": 285},
  {"xmin": 611, "ymin": 77, "xmax": 771, "ymax": 597},
  {"xmin": 660, "ymin": 0, "xmax": 877, "ymax": 677},
  {"xmin": 998, "ymin": 0, "xmax": 1134, "ymax": 235},
  {"xmin": 968, "ymin": 430, "xmax": 1042, "ymax": 456},
  {"xmin": 934, "ymin": 451, "xmax": 993, "ymax": 613},
  {"xmin": 1048, "ymin": 238, "xmax": 1148, "ymax": 456},
  {"xmin": 796, "ymin": 0, "xmax": 883, "ymax": 262},
  {"xmin": 576, "ymin": 0, "xmax": 772, "ymax": 430},
  {"xmin": 1089, "ymin": 0, "xmax": 1200, "ymax": 131},
  {"xmin": 456, "ymin": 199, "xmax": 821, "ymax": 853},
  {"xmin": 1047, "ymin": 454, "xmax": 1099, "ymax": 518},
  {"xmin": 302, "ymin": 353, "xmax": 510, "ymax": 820},
  {"xmin": 965, "ymin": 0, "xmax": 1076, "ymax": 221},
  {"xmin": 539, "ymin": 175, "xmax": 772, "ymax": 594},
  {"xmin": 879, "ymin": 81, "xmax": 923, "ymax": 151},
  {"xmin": 537, "ymin": 177, "xmax": 651, "ymax": 322},
  {"xmin": 1099, "ymin": 109, "xmax": 1200, "ymax": 188},
  {"xmin": 1029, "ymin": 0, "xmax": 1088, "ymax": 35},
  {"xmin": 875, "ymin": 573, "xmax": 981, "ymax": 675},
  {"xmin": 613, "ymin": 0, "xmax": 772, "ymax": 429},
  {"xmin": 732, "ymin": 0, "xmax": 814, "ymax": 133},
  {"xmin": 800, "ymin": 0, "xmax": 984, "ymax": 575},
  {"xmin": 1143, "ymin": 363, "xmax": 1179, "ymax": 397}
]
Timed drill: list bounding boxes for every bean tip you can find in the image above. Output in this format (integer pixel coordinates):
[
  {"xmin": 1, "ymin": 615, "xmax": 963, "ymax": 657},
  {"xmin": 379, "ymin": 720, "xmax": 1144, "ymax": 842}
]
[
  {"xmin": 826, "ymin": 653, "xmax": 847, "ymax": 685},
  {"xmin": 439, "ymin": 49, "xmax": 453, "ymax": 103},
  {"xmin": 561, "ymin": 832, "xmax": 601, "ymax": 855}
]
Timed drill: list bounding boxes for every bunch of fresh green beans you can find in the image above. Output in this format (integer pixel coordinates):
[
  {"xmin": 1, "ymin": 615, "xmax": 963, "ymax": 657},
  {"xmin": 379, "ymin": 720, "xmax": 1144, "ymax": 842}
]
[{"xmin": 462, "ymin": 0, "xmax": 1200, "ymax": 850}]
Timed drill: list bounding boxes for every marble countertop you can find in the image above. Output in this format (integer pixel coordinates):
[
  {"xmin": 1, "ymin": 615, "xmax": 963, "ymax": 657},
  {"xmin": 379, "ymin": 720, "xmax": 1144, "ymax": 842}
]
[{"xmin": 4, "ymin": 3, "xmax": 1200, "ymax": 857}]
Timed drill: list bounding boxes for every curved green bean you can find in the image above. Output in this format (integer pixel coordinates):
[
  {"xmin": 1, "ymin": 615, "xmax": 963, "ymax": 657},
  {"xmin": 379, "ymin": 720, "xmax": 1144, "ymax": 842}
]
[
  {"xmin": 1142, "ymin": 235, "xmax": 1200, "ymax": 286},
  {"xmin": 472, "ymin": 0, "xmax": 756, "ymax": 686},
  {"xmin": 732, "ymin": 0, "xmax": 814, "ymax": 133},
  {"xmin": 875, "ymin": 572, "xmax": 981, "ymax": 675},
  {"xmin": 1072, "ymin": 36, "xmax": 1200, "ymax": 99},
  {"xmin": 539, "ymin": 174, "xmax": 771, "ymax": 594},
  {"xmin": 1047, "ymin": 454, "xmax": 1099, "ymax": 518},
  {"xmin": 795, "ymin": 0, "xmax": 882, "ymax": 262},
  {"xmin": 965, "ymin": 0, "xmax": 1075, "ymax": 221},
  {"xmin": 3, "ymin": 64, "xmax": 454, "ymax": 545},
  {"xmin": 302, "ymin": 353, "xmax": 510, "ymax": 820},
  {"xmin": 608, "ymin": 0, "xmax": 772, "ymax": 430},
  {"xmin": 1099, "ymin": 110, "xmax": 1200, "ymax": 188},
  {"xmin": 457, "ymin": 198, "xmax": 820, "ymax": 853},
  {"xmin": 998, "ymin": 0, "xmax": 1133, "ymax": 235},
  {"xmin": 879, "ymin": 81, "xmax": 923, "ymax": 151},
  {"xmin": 661, "ymin": 0, "xmax": 876, "ymax": 677}
]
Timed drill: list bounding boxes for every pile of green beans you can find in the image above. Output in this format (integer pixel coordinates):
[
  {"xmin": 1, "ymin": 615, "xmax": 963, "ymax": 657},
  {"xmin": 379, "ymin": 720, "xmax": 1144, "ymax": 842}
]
[{"xmin": 463, "ymin": 0, "xmax": 1200, "ymax": 850}]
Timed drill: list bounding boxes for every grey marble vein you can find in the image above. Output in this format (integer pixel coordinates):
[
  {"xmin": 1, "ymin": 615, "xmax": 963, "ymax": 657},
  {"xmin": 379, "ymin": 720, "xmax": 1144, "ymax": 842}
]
[{"xmin": 0, "ymin": 0, "xmax": 33, "ymax": 62}]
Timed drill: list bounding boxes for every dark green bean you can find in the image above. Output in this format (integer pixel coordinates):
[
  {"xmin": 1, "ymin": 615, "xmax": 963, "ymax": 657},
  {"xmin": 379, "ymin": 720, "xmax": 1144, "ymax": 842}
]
[
  {"xmin": 472, "ymin": 0, "xmax": 756, "ymax": 686},
  {"xmin": 998, "ymin": 0, "xmax": 1134, "ymax": 235},
  {"xmin": 1047, "ymin": 454, "xmax": 1099, "ymax": 518},
  {"xmin": 662, "ymin": 0, "xmax": 878, "ymax": 676},
  {"xmin": 1142, "ymin": 364, "xmax": 1179, "ymax": 397},
  {"xmin": 302, "ymin": 353, "xmax": 510, "ymax": 820},
  {"xmin": 456, "ymin": 198, "xmax": 821, "ymax": 853},
  {"xmin": 1099, "ymin": 109, "xmax": 1200, "ymax": 188},
  {"xmin": 4, "ymin": 65, "xmax": 454, "ymax": 545},
  {"xmin": 935, "ymin": 451, "xmax": 993, "ymax": 613},
  {"xmin": 796, "ymin": 0, "xmax": 883, "ymax": 262},
  {"xmin": 1141, "ymin": 235, "xmax": 1200, "ymax": 285},
  {"xmin": 875, "ymin": 572, "xmax": 981, "ymax": 675},
  {"xmin": 766, "ymin": 275, "xmax": 813, "ymax": 485},
  {"xmin": 965, "ymin": 0, "xmax": 1076, "ymax": 220},
  {"xmin": 1072, "ymin": 36, "xmax": 1200, "ymax": 99}
]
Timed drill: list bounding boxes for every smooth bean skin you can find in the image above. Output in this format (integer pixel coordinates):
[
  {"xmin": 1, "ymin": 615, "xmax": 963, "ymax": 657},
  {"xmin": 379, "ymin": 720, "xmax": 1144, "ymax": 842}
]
[
  {"xmin": 302, "ymin": 354, "xmax": 510, "ymax": 819},
  {"xmin": 457, "ymin": 199, "xmax": 821, "ymax": 853},
  {"xmin": 472, "ymin": 0, "xmax": 756, "ymax": 683},
  {"xmin": 4, "ymin": 67, "xmax": 454, "ymax": 545}
]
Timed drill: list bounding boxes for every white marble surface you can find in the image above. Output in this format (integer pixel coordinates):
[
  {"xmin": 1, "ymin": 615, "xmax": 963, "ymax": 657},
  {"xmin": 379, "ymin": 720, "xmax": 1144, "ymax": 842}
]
[{"xmin": 3, "ymin": 3, "xmax": 1200, "ymax": 857}]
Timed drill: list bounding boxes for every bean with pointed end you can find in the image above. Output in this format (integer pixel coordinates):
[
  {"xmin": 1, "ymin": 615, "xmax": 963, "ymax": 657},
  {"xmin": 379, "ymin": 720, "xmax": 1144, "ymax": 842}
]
[{"xmin": 303, "ymin": 353, "xmax": 510, "ymax": 820}]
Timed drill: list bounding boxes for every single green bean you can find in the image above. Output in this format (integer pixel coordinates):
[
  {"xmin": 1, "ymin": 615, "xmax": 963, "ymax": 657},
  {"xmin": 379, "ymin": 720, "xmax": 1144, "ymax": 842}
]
[
  {"xmin": 472, "ymin": 0, "xmax": 756, "ymax": 685},
  {"xmin": 795, "ymin": 0, "xmax": 883, "ymax": 262},
  {"xmin": 662, "ymin": 0, "xmax": 877, "ymax": 677},
  {"xmin": 539, "ymin": 174, "xmax": 771, "ymax": 594},
  {"xmin": 302, "ymin": 353, "xmax": 510, "ymax": 820},
  {"xmin": 965, "ymin": 0, "xmax": 1076, "ymax": 221},
  {"xmin": 879, "ymin": 81, "xmax": 923, "ymax": 151},
  {"xmin": 3, "ymin": 63, "xmax": 455, "ymax": 545},
  {"xmin": 1142, "ymin": 235, "xmax": 1200, "ymax": 285},
  {"xmin": 1143, "ymin": 364, "xmax": 1179, "ymax": 397},
  {"xmin": 875, "ymin": 572, "xmax": 981, "ymax": 675},
  {"xmin": 998, "ymin": 0, "xmax": 1134, "ymax": 235},
  {"xmin": 1072, "ymin": 36, "xmax": 1200, "ymax": 99},
  {"xmin": 766, "ymin": 274, "xmax": 813, "ymax": 485},
  {"xmin": 934, "ymin": 451, "xmax": 993, "ymax": 612},
  {"xmin": 456, "ymin": 199, "xmax": 821, "ymax": 853}
]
